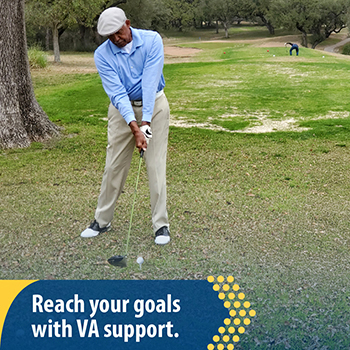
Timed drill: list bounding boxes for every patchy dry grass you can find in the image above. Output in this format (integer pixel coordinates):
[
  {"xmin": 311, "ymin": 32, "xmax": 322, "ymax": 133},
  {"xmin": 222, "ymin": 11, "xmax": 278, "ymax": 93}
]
[{"xmin": 2, "ymin": 33, "xmax": 350, "ymax": 348}]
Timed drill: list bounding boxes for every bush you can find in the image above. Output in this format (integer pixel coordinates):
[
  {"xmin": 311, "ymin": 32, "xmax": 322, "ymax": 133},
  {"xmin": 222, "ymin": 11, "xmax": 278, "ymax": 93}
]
[
  {"xmin": 27, "ymin": 45, "xmax": 48, "ymax": 68},
  {"xmin": 342, "ymin": 43, "xmax": 350, "ymax": 55}
]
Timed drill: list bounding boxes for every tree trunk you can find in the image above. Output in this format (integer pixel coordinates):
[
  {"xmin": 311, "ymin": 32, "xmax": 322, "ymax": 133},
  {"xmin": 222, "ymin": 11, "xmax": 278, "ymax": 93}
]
[
  {"xmin": 79, "ymin": 25, "xmax": 87, "ymax": 51},
  {"xmin": 178, "ymin": 19, "xmax": 183, "ymax": 32},
  {"xmin": 311, "ymin": 30, "xmax": 324, "ymax": 49},
  {"xmin": 0, "ymin": 0, "xmax": 59, "ymax": 149},
  {"xmin": 52, "ymin": 22, "xmax": 61, "ymax": 63},
  {"xmin": 301, "ymin": 32, "xmax": 308, "ymax": 47},
  {"xmin": 265, "ymin": 21, "xmax": 275, "ymax": 35},
  {"xmin": 223, "ymin": 22, "xmax": 229, "ymax": 38},
  {"xmin": 296, "ymin": 24, "xmax": 308, "ymax": 47},
  {"xmin": 257, "ymin": 14, "xmax": 275, "ymax": 35},
  {"xmin": 46, "ymin": 28, "xmax": 50, "ymax": 51}
]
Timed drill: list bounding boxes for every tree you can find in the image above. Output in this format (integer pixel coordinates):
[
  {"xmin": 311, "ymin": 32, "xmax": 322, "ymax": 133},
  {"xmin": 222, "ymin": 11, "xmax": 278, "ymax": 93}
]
[
  {"xmin": 219, "ymin": 0, "xmax": 239, "ymax": 37},
  {"xmin": 25, "ymin": 0, "xmax": 71, "ymax": 62},
  {"xmin": 204, "ymin": 0, "xmax": 253, "ymax": 38},
  {"xmin": 148, "ymin": 0, "xmax": 172, "ymax": 30},
  {"xmin": 271, "ymin": 0, "xmax": 316, "ymax": 47},
  {"xmin": 308, "ymin": 0, "xmax": 350, "ymax": 48},
  {"xmin": 271, "ymin": 0, "xmax": 350, "ymax": 48},
  {"xmin": 165, "ymin": 0, "xmax": 196, "ymax": 31},
  {"xmin": 0, "ymin": 0, "xmax": 59, "ymax": 149},
  {"xmin": 197, "ymin": 0, "xmax": 219, "ymax": 32},
  {"xmin": 25, "ymin": 0, "xmax": 110, "ymax": 62},
  {"xmin": 121, "ymin": 0, "xmax": 170, "ymax": 29},
  {"xmin": 249, "ymin": 0, "xmax": 275, "ymax": 34}
]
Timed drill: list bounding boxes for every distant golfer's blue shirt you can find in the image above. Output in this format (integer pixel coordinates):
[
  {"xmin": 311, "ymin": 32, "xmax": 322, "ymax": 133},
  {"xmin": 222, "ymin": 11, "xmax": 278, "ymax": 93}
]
[{"xmin": 94, "ymin": 27, "xmax": 165, "ymax": 124}]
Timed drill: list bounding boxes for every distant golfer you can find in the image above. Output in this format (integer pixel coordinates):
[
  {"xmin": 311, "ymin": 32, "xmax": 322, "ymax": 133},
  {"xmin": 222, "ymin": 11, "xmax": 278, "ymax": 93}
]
[
  {"xmin": 285, "ymin": 42, "xmax": 299, "ymax": 56},
  {"xmin": 81, "ymin": 7, "xmax": 170, "ymax": 245}
]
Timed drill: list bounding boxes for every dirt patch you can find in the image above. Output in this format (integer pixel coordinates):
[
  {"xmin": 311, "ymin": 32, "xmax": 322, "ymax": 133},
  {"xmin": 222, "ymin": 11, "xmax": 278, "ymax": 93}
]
[
  {"xmin": 36, "ymin": 46, "xmax": 201, "ymax": 75},
  {"xmin": 170, "ymin": 110, "xmax": 350, "ymax": 134},
  {"xmin": 47, "ymin": 54, "xmax": 97, "ymax": 73},
  {"xmin": 30, "ymin": 54, "xmax": 97, "ymax": 77},
  {"xmin": 170, "ymin": 114, "xmax": 310, "ymax": 134},
  {"xmin": 199, "ymin": 35, "xmax": 302, "ymax": 48},
  {"xmin": 233, "ymin": 116, "xmax": 309, "ymax": 133},
  {"xmin": 164, "ymin": 46, "xmax": 201, "ymax": 56},
  {"xmin": 164, "ymin": 46, "xmax": 201, "ymax": 63}
]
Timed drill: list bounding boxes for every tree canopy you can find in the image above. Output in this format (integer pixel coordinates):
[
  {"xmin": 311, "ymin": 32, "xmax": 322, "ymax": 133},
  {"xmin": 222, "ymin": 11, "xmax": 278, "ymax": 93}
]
[
  {"xmin": 271, "ymin": 0, "xmax": 350, "ymax": 48},
  {"xmin": 25, "ymin": 0, "xmax": 350, "ymax": 52}
]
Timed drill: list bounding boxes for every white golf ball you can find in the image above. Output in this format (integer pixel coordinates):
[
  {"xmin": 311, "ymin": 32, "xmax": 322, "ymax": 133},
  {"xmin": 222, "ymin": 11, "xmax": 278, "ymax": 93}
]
[
  {"xmin": 137, "ymin": 257, "xmax": 144, "ymax": 264},
  {"xmin": 273, "ymin": 55, "xmax": 275, "ymax": 57}
]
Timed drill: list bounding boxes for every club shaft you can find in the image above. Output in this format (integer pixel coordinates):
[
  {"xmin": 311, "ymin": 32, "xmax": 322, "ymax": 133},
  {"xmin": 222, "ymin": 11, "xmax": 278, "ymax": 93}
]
[{"xmin": 124, "ymin": 152, "xmax": 143, "ymax": 256}]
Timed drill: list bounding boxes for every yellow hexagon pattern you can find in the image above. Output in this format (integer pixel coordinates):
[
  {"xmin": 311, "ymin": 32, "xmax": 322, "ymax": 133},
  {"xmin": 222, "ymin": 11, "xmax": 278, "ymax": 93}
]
[{"xmin": 206, "ymin": 275, "xmax": 256, "ymax": 349}]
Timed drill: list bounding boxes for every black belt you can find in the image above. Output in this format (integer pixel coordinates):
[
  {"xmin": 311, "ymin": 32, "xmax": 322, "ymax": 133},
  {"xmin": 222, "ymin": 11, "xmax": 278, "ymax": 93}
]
[
  {"xmin": 130, "ymin": 90, "xmax": 164, "ymax": 107},
  {"xmin": 131, "ymin": 100, "xmax": 142, "ymax": 107}
]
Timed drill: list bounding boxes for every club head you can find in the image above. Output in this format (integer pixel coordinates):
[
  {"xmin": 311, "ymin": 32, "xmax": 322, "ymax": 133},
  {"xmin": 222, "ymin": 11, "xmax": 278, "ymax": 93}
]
[{"xmin": 108, "ymin": 255, "xmax": 127, "ymax": 267}]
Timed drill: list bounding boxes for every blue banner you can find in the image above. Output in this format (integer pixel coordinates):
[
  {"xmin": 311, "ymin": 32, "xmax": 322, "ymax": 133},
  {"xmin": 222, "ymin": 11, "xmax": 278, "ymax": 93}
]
[{"xmin": 0, "ymin": 278, "xmax": 255, "ymax": 350}]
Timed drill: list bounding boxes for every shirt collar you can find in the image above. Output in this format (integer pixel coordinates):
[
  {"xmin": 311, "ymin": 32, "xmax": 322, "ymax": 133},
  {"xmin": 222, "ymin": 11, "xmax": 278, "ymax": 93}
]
[{"xmin": 109, "ymin": 27, "xmax": 143, "ymax": 55}]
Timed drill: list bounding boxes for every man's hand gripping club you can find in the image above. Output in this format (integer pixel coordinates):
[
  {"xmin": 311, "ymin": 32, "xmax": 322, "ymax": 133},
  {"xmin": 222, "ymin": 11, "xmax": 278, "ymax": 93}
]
[{"xmin": 129, "ymin": 121, "xmax": 152, "ymax": 152}]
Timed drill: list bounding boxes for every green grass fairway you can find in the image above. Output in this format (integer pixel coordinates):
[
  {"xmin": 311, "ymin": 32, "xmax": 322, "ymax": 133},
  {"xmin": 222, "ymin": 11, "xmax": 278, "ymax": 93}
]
[
  {"xmin": 165, "ymin": 43, "xmax": 350, "ymax": 133},
  {"xmin": 1, "ymin": 38, "xmax": 350, "ymax": 348}
]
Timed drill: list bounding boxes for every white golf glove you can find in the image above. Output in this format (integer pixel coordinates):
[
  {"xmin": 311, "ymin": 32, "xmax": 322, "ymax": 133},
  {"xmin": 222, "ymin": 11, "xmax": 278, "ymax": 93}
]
[{"xmin": 140, "ymin": 125, "xmax": 152, "ymax": 145}]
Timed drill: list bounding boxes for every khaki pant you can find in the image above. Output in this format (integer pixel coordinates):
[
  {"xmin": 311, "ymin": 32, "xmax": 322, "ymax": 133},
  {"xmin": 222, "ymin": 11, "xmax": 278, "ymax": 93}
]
[{"xmin": 95, "ymin": 93, "xmax": 170, "ymax": 233}]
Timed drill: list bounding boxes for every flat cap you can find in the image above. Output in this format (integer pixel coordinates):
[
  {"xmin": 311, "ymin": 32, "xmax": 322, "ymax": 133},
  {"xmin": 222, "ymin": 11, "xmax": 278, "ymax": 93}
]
[{"xmin": 97, "ymin": 7, "xmax": 127, "ymax": 36}]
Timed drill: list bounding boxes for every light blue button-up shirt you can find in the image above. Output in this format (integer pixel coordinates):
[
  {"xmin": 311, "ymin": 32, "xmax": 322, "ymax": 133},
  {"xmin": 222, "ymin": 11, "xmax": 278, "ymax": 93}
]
[{"xmin": 94, "ymin": 27, "xmax": 165, "ymax": 124}]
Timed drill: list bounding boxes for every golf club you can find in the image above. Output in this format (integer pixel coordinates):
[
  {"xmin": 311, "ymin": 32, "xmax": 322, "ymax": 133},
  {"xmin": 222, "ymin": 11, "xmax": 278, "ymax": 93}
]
[{"xmin": 108, "ymin": 149, "xmax": 144, "ymax": 267}]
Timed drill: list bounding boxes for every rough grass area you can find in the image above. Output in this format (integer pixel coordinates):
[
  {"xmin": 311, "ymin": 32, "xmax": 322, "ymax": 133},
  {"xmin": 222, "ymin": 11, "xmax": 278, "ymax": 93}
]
[{"xmin": 2, "ymin": 35, "xmax": 350, "ymax": 348}]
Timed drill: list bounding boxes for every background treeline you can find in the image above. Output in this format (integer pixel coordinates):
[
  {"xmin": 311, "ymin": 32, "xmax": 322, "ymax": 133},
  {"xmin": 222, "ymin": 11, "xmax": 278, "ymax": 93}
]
[{"xmin": 25, "ymin": 0, "xmax": 350, "ymax": 59}]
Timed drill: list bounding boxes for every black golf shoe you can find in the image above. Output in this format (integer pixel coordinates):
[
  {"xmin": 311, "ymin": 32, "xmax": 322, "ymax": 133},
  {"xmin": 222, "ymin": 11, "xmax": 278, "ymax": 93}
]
[
  {"xmin": 80, "ymin": 220, "xmax": 111, "ymax": 238},
  {"xmin": 155, "ymin": 226, "xmax": 170, "ymax": 245}
]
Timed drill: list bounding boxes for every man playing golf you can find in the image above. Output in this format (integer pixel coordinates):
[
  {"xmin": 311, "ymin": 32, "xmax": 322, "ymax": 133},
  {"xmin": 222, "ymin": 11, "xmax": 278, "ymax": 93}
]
[
  {"xmin": 285, "ymin": 42, "xmax": 299, "ymax": 56},
  {"xmin": 81, "ymin": 7, "xmax": 170, "ymax": 245}
]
